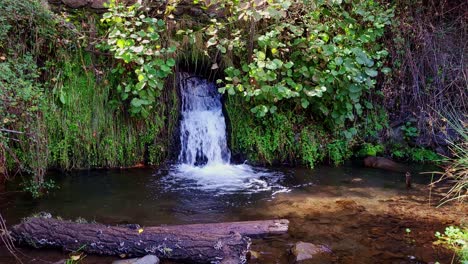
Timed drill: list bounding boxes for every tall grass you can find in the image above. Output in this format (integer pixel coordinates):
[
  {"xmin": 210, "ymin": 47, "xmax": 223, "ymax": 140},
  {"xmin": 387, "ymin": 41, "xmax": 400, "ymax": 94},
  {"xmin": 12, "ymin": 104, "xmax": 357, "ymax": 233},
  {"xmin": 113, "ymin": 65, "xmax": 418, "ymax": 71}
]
[
  {"xmin": 436, "ymin": 109, "xmax": 467, "ymax": 204},
  {"xmin": 45, "ymin": 50, "xmax": 179, "ymax": 169}
]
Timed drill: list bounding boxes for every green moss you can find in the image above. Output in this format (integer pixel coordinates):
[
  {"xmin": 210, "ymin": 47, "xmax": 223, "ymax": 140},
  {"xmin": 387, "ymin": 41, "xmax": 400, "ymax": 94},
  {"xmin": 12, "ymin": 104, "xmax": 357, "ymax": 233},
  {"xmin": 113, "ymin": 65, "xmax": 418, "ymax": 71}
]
[
  {"xmin": 43, "ymin": 49, "xmax": 177, "ymax": 169},
  {"xmin": 226, "ymin": 94, "xmax": 348, "ymax": 167},
  {"xmin": 226, "ymin": 96, "xmax": 298, "ymax": 165}
]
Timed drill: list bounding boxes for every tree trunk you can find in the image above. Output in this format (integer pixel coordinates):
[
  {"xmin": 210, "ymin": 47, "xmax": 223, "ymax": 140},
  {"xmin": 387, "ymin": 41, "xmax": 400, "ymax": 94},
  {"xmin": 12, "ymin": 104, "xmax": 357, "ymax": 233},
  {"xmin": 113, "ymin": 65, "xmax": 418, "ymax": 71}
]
[
  {"xmin": 11, "ymin": 217, "xmax": 252, "ymax": 264},
  {"xmin": 11, "ymin": 217, "xmax": 289, "ymax": 263}
]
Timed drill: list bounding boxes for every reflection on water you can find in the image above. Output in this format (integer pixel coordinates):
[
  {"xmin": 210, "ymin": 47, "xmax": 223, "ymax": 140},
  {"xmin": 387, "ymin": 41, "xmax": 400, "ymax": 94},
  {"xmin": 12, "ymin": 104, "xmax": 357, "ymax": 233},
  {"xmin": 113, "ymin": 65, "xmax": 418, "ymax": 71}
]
[{"xmin": 2, "ymin": 163, "xmax": 427, "ymax": 226}]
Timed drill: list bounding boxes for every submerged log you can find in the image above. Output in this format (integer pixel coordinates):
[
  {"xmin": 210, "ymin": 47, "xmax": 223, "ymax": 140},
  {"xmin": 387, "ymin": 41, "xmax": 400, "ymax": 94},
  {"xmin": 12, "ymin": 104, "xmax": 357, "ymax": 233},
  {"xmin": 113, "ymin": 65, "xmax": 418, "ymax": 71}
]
[{"xmin": 10, "ymin": 217, "xmax": 252, "ymax": 263}]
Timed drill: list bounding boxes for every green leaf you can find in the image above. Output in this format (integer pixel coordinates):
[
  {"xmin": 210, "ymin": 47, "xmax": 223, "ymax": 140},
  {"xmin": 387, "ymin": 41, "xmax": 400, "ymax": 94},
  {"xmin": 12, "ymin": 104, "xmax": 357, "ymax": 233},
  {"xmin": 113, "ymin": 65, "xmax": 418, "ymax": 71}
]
[
  {"xmin": 257, "ymin": 51, "xmax": 266, "ymax": 61},
  {"xmin": 59, "ymin": 92, "xmax": 66, "ymax": 104},
  {"xmin": 269, "ymin": 105, "xmax": 277, "ymax": 113},
  {"xmin": 364, "ymin": 101, "xmax": 373, "ymax": 109},
  {"xmin": 131, "ymin": 98, "xmax": 143, "ymax": 107},
  {"xmin": 355, "ymin": 103, "xmax": 363, "ymax": 116},
  {"xmin": 335, "ymin": 57, "xmax": 343, "ymax": 65},
  {"xmin": 207, "ymin": 37, "xmax": 217, "ymax": 47},
  {"xmin": 157, "ymin": 19, "xmax": 165, "ymax": 27},
  {"xmin": 349, "ymin": 85, "xmax": 361, "ymax": 93},
  {"xmin": 381, "ymin": 67, "xmax": 391, "ymax": 74},
  {"xmin": 301, "ymin": 98, "xmax": 309, "ymax": 108},
  {"xmin": 364, "ymin": 68, "xmax": 378, "ymax": 77},
  {"xmin": 166, "ymin": 58, "xmax": 176, "ymax": 67},
  {"xmin": 160, "ymin": 64, "xmax": 171, "ymax": 73},
  {"xmin": 116, "ymin": 39, "xmax": 126, "ymax": 48},
  {"xmin": 266, "ymin": 61, "xmax": 277, "ymax": 70}
]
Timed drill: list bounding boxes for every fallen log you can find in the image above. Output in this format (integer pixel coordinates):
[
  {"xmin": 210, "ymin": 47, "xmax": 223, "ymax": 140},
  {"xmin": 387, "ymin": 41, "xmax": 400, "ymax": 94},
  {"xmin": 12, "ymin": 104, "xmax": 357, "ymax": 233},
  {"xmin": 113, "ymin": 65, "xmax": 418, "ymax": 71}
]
[
  {"xmin": 10, "ymin": 217, "xmax": 289, "ymax": 263},
  {"xmin": 10, "ymin": 217, "xmax": 251, "ymax": 263}
]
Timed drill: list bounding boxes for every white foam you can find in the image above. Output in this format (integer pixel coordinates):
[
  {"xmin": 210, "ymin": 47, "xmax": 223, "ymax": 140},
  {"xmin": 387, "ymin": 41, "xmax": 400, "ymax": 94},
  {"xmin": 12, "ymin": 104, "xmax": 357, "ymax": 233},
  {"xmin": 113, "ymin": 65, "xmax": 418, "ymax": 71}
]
[{"xmin": 164, "ymin": 163, "xmax": 288, "ymax": 195}]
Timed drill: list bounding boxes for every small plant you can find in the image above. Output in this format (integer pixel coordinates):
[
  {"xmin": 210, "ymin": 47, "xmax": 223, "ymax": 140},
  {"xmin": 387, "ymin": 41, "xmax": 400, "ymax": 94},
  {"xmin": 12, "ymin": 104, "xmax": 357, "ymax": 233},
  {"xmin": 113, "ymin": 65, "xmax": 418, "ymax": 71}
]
[
  {"xmin": 300, "ymin": 126, "xmax": 326, "ymax": 168},
  {"xmin": 404, "ymin": 228, "xmax": 415, "ymax": 244},
  {"xmin": 357, "ymin": 143, "xmax": 384, "ymax": 157},
  {"xmin": 22, "ymin": 179, "xmax": 57, "ymax": 199},
  {"xmin": 407, "ymin": 148, "xmax": 441, "ymax": 163},
  {"xmin": 401, "ymin": 122, "xmax": 419, "ymax": 140},
  {"xmin": 327, "ymin": 140, "xmax": 352, "ymax": 166},
  {"xmin": 435, "ymin": 226, "xmax": 468, "ymax": 263},
  {"xmin": 389, "ymin": 143, "xmax": 441, "ymax": 163}
]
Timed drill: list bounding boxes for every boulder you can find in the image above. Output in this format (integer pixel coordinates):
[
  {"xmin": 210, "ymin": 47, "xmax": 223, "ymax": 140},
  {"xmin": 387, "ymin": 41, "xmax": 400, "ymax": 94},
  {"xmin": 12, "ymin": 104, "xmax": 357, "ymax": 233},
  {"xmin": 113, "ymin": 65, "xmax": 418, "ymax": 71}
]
[
  {"xmin": 90, "ymin": 0, "xmax": 109, "ymax": 9},
  {"xmin": 112, "ymin": 255, "xmax": 160, "ymax": 264},
  {"xmin": 291, "ymin": 242, "xmax": 332, "ymax": 263},
  {"xmin": 62, "ymin": 0, "xmax": 88, "ymax": 8}
]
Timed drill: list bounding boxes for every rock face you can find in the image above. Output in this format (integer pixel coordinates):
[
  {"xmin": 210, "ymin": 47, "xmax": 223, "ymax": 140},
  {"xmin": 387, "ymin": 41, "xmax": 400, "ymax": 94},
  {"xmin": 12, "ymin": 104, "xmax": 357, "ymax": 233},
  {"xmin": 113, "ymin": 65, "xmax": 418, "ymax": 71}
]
[
  {"xmin": 112, "ymin": 255, "xmax": 160, "ymax": 264},
  {"xmin": 291, "ymin": 242, "xmax": 332, "ymax": 263},
  {"xmin": 48, "ymin": 0, "xmax": 224, "ymax": 18}
]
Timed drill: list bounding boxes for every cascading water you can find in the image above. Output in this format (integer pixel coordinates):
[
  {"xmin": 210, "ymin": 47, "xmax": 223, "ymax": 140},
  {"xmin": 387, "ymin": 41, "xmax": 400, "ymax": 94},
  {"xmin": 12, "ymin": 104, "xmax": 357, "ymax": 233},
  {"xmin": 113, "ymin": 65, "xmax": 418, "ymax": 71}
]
[
  {"xmin": 178, "ymin": 72, "xmax": 230, "ymax": 166},
  {"xmin": 162, "ymin": 73, "xmax": 288, "ymax": 195}
]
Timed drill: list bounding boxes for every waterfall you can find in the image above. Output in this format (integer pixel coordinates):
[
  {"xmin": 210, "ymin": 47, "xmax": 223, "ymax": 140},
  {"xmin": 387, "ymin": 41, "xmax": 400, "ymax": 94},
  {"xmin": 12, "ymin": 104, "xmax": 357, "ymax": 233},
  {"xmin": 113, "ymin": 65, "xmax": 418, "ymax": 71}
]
[
  {"xmin": 178, "ymin": 73, "xmax": 231, "ymax": 166},
  {"xmin": 162, "ymin": 73, "xmax": 287, "ymax": 195}
]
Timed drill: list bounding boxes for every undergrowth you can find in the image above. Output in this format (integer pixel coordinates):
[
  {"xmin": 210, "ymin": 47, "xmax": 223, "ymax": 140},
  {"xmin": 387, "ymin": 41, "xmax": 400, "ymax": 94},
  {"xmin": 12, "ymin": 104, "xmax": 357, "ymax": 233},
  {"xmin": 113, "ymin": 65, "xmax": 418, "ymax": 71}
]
[{"xmin": 435, "ymin": 226, "xmax": 468, "ymax": 263}]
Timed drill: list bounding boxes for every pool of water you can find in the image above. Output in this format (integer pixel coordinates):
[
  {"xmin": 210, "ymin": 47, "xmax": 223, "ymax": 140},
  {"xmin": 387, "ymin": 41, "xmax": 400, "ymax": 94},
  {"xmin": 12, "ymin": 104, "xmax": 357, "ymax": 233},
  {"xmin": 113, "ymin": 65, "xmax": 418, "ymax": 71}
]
[
  {"xmin": 1, "ymin": 162, "xmax": 415, "ymax": 225},
  {"xmin": 0, "ymin": 163, "xmax": 464, "ymax": 263}
]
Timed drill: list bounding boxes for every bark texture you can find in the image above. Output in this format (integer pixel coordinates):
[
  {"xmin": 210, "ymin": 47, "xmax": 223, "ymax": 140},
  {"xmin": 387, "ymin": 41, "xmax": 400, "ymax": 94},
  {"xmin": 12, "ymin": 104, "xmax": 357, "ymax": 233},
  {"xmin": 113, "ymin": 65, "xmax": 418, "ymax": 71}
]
[{"xmin": 11, "ymin": 217, "xmax": 253, "ymax": 264}]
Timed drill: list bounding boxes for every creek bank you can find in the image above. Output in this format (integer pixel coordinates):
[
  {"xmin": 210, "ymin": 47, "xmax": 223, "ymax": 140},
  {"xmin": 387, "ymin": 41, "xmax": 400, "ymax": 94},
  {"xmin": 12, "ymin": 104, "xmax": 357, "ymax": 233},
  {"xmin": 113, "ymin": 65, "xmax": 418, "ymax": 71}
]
[{"xmin": 243, "ymin": 182, "xmax": 467, "ymax": 263}]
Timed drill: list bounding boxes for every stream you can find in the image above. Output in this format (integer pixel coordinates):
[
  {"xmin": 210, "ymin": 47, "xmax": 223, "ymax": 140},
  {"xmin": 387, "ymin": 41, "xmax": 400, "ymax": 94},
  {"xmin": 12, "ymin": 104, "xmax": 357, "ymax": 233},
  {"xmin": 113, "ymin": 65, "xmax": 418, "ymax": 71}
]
[{"xmin": 0, "ymin": 164, "xmax": 466, "ymax": 263}]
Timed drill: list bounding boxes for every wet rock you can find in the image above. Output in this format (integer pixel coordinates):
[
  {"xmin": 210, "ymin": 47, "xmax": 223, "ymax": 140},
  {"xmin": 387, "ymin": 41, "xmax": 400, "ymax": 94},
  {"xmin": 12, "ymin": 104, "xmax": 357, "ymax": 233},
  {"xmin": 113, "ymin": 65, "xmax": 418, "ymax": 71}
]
[
  {"xmin": 291, "ymin": 242, "xmax": 332, "ymax": 263},
  {"xmin": 90, "ymin": 0, "xmax": 109, "ymax": 9},
  {"xmin": 351, "ymin": 177, "xmax": 363, "ymax": 183},
  {"xmin": 112, "ymin": 255, "xmax": 160, "ymax": 264},
  {"xmin": 248, "ymin": 250, "xmax": 260, "ymax": 260},
  {"xmin": 189, "ymin": 7, "xmax": 204, "ymax": 16},
  {"xmin": 434, "ymin": 127, "xmax": 458, "ymax": 146},
  {"xmin": 62, "ymin": 0, "xmax": 88, "ymax": 8}
]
